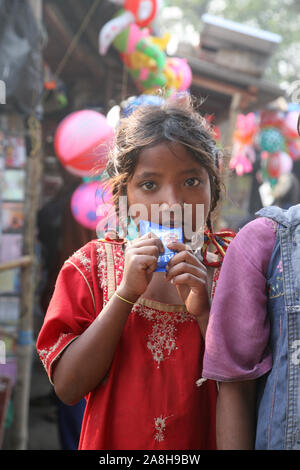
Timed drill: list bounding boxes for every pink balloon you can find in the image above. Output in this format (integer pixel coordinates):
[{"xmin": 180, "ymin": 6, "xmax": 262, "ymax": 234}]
[
  {"xmin": 279, "ymin": 151, "xmax": 293, "ymax": 174},
  {"xmin": 167, "ymin": 57, "xmax": 192, "ymax": 91},
  {"xmin": 54, "ymin": 110, "xmax": 114, "ymax": 177},
  {"xmin": 71, "ymin": 180, "xmax": 113, "ymax": 230},
  {"xmin": 283, "ymin": 111, "xmax": 299, "ymax": 139}
]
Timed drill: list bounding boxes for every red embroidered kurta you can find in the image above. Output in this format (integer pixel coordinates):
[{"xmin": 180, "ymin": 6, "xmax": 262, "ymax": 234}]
[{"xmin": 36, "ymin": 239, "xmax": 217, "ymax": 450}]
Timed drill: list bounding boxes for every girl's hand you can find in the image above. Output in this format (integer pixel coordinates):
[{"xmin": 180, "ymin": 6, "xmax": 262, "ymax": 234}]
[
  {"xmin": 117, "ymin": 233, "xmax": 164, "ymax": 303},
  {"xmin": 165, "ymin": 240, "xmax": 210, "ymax": 318}
]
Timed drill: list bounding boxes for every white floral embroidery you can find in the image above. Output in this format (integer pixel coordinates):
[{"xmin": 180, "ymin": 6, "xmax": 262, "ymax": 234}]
[
  {"xmin": 96, "ymin": 242, "xmax": 108, "ymax": 304},
  {"xmin": 38, "ymin": 332, "xmax": 74, "ymax": 371},
  {"xmin": 71, "ymin": 247, "xmax": 91, "ymax": 272},
  {"xmin": 132, "ymin": 304, "xmax": 195, "ymax": 366},
  {"xmin": 96, "ymin": 242, "xmax": 124, "ymax": 305},
  {"xmin": 97, "ymin": 241, "xmax": 195, "ymax": 366},
  {"xmin": 154, "ymin": 416, "xmax": 167, "ymax": 442},
  {"xmin": 113, "ymin": 247, "xmax": 124, "ymax": 286}
]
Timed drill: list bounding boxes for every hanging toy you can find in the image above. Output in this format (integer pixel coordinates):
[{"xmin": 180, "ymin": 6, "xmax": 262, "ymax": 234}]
[
  {"xmin": 71, "ymin": 180, "xmax": 113, "ymax": 230},
  {"xmin": 278, "ymin": 151, "xmax": 293, "ymax": 174},
  {"xmin": 229, "ymin": 152, "xmax": 253, "ymax": 176},
  {"xmin": 266, "ymin": 153, "xmax": 280, "ymax": 180},
  {"xmin": 258, "ymin": 127, "xmax": 285, "ymax": 154},
  {"xmin": 99, "ymin": 0, "xmax": 162, "ymax": 55},
  {"xmin": 54, "ymin": 110, "xmax": 114, "ymax": 177},
  {"xmin": 165, "ymin": 57, "xmax": 192, "ymax": 92},
  {"xmin": 287, "ymin": 140, "xmax": 300, "ymax": 161},
  {"xmin": 230, "ymin": 112, "xmax": 257, "ymax": 175},
  {"xmin": 283, "ymin": 110, "xmax": 300, "ymax": 139},
  {"xmin": 266, "ymin": 152, "xmax": 281, "ymax": 179},
  {"xmin": 121, "ymin": 94, "xmax": 164, "ymax": 116}
]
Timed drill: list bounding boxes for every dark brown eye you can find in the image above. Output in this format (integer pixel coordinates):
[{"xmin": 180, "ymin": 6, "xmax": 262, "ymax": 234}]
[
  {"xmin": 141, "ymin": 181, "xmax": 156, "ymax": 190},
  {"xmin": 184, "ymin": 177, "xmax": 200, "ymax": 187}
]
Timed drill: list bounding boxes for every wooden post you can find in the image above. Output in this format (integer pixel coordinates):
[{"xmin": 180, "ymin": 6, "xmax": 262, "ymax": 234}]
[
  {"xmin": 10, "ymin": 0, "xmax": 43, "ymax": 450},
  {"xmin": 224, "ymin": 93, "xmax": 242, "ymax": 152},
  {"xmin": 215, "ymin": 92, "xmax": 242, "ymax": 230}
]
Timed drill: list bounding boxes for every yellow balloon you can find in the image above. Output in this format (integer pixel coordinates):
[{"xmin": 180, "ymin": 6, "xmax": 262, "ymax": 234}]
[
  {"xmin": 163, "ymin": 65, "xmax": 177, "ymax": 88},
  {"xmin": 148, "ymin": 32, "xmax": 171, "ymax": 51},
  {"xmin": 127, "ymin": 51, "xmax": 154, "ymax": 69}
]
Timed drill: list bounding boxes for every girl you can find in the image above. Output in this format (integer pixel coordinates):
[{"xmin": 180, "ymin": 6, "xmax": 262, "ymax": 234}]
[{"xmin": 36, "ymin": 94, "xmax": 233, "ymax": 450}]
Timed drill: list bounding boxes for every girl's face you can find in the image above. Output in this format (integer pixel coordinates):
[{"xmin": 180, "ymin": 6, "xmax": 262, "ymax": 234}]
[{"xmin": 126, "ymin": 141, "xmax": 212, "ymax": 239}]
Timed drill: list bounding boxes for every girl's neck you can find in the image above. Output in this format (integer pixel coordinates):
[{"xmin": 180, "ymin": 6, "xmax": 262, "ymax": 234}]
[{"xmin": 141, "ymin": 272, "xmax": 184, "ymax": 306}]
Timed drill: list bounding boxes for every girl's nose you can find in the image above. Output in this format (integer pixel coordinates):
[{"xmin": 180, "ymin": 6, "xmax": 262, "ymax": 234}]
[
  {"xmin": 158, "ymin": 189, "xmax": 184, "ymax": 226},
  {"xmin": 161, "ymin": 187, "xmax": 183, "ymax": 207}
]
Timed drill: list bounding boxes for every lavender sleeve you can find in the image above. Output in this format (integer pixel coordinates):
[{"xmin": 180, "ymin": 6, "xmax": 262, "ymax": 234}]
[{"xmin": 202, "ymin": 217, "xmax": 276, "ymax": 382}]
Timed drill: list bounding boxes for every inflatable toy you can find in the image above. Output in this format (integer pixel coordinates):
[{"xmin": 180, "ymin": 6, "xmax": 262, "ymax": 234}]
[
  {"xmin": 54, "ymin": 110, "xmax": 114, "ymax": 177},
  {"xmin": 258, "ymin": 127, "xmax": 285, "ymax": 154},
  {"xmin": 71, "ymin": 180, "xmax": 113, "ymax": 230}
]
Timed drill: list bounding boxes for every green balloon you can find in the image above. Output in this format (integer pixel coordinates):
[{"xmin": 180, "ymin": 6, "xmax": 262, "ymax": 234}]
[
  {"xmin": 136, "ymin": 38, "xmax": 166, "ymax": 70},
  {"xmin": 259, "ymin": 127, "xmax": 285, "ymax": 153}
]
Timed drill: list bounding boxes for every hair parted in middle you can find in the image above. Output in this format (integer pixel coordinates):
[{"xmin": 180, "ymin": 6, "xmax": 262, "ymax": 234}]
[{"xmin": 105, "ymin": 93, "xmax": 225, "ymax": 231}]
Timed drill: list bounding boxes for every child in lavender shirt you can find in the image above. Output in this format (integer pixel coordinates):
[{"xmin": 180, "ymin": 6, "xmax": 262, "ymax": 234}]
[
  {"xmin": 203, "ymin": 217, "xmax": 275, "ymax": 381},
  {"xmin": 202, "ymin": 216, "xmax": 277, "ymax": 448},
  {"xmin": 203, "ymin": 116, "xmax": 300, "ymax": 450}
]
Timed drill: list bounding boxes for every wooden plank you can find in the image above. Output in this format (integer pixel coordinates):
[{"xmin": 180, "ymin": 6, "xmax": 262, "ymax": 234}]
[
  {"xmin": 192, "ymin": 74, "xmax": 256, "ymax": 100},
  {"xmin": 0, "ymin": 256, "xmax": 32, "ymax": 273},
  {"xmin": 215, "ymin": 92, "xmax": 242, "ymax": 230}
]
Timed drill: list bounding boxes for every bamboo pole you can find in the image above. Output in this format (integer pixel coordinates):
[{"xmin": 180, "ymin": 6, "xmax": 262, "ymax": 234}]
[
  {"xmin": 0, "ymin": 256, "xmax": 32, "ymax": 272},
  {"xmin": 10, "ymin": 0, "xmax": 43, "ymax": 450},
  {"xmin": 10, "ymin": 118, "xmax": 43, "ymax": 451}
]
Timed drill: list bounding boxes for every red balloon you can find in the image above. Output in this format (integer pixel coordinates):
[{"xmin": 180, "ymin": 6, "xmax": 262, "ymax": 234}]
[
  {"xmin": 267, "ymin": 153, "xmax": 281, "ymax": 179},
  {"xmin": 54, "ymin": 110, "xmax": 114, "ymax": 177}
]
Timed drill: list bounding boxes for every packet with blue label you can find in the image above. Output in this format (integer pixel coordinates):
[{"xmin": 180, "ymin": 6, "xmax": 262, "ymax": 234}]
[{"xmin": 139, "ymin": 220, "xmax": 183, "ymax": 272}]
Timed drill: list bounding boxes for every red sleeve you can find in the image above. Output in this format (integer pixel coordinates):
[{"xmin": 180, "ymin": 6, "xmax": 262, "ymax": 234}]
[{"xmin": 36, "ymin": 246, "xmax": 101, "ymax": 384}]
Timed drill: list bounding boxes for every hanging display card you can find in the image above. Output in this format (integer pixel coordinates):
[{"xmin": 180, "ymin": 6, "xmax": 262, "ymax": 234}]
[
  {"xmin": 1, "ymin": 202, "xmax": 24, "ymax": 233},
  {"xmin": 2, "ymin": 170, "xmax": 25, "ymax": 201}
]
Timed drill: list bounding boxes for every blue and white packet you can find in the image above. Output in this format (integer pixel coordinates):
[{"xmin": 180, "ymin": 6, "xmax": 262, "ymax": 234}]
[{"xmin": 139, "ymin": 220, "xmax": 183, "ymax": 272}]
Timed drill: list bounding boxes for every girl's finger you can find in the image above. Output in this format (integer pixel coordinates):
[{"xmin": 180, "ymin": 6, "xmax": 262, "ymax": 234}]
[
  {"xmin": 167, "ymin": 248, "xmax": 204, "ymax": 270},
  {"xmin": 166, "ymin": 240, "xmax": 189, "ymax": 252},
  {"xmin": 130, "ymin": 254, "xmax": 158, "ymax": 272},
  {"xmin": 127, "ymin": 234, "xmax": 164, "ymax": 253},
  {"xmin": 170, "ymin": 272, "xmax": 206, "ymax": 288},
  {"xmin": 131, "ymin": 245, "xmax": 160, "ymax": 258},
  {"xmin": 166, "ymin": 262, "xmax": 206, "ymax": 282}
]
